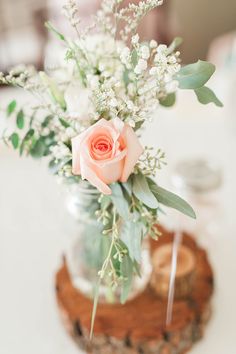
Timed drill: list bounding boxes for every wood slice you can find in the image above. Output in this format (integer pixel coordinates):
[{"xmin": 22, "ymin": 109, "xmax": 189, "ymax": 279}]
[{"xmin": 55, "ymin": 227, "xmax": 214, "ymax": 354}]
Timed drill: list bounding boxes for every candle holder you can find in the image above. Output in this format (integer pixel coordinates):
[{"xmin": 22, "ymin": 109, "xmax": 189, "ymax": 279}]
[{"xmin": 150, "ymin": 243, "xmax": 196, "ymax": 299}]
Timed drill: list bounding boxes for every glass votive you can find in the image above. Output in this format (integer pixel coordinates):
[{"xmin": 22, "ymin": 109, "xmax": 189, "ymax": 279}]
[{"xmin": 171, "ymin": 159, "xmax": 223, "ymax": 246}]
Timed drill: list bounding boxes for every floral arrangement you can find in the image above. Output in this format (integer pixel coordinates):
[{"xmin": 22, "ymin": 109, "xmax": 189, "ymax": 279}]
[{"xmin": 0, "ymin": 0, "xmax": 222, "ymax": 333}]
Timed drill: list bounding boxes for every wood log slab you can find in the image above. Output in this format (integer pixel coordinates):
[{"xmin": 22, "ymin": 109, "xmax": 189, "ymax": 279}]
[{"xmin": 55, "ymin": 227, "xmax": 214, "ymax": 354}]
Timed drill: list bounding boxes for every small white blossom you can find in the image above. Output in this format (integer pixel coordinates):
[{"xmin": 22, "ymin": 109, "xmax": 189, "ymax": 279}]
[
  {"xmin": 120, "ymin": 47, "xmax": 131, "ymax": 65},
  {"xmin": 165, "ymin": 80, "xmax": 179, "ymax": 93},
  {"xmin": 139, "ymin": 45, "xmax": 150, "ymax": 60},
  {"xmin": 157, "ymin": 44, "xmax": 167, "ymax": 54},
  {"xmin": 127, "ymin": 100, "xmax": 134, "ymax": 110},
  {"xmin": 131, "ymin": 34, "xmax": 139, "ymax": 45},
  {"xmin": 128, "ymin": 119, "xmax": 136, "ymax": 128},
  {"xmin": 87, "ymin": 75, "xmax": 99, "ymax": 90},
  {"xmin": 150, "ymin": 40, "xmax": 158, "ymax": 48},
  {"xmin": 109, "ymin": 98, "xmax": 118, "ymax": 107},
  {"xmin": 149, "ymin": 67, "xmax": 158, "ymax": 75},
  {"xmin": 65, "ymin": 127, "xmax": 76, "ymax": 138},
  {"xmin": 134, "ymin": 59, "xmax": 147, "ymax": 74}
]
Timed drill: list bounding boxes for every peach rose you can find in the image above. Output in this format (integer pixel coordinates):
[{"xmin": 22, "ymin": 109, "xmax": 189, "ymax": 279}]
[{"xmin": 71, "ymin": 118, "xmax": 143, "ymax": 195}]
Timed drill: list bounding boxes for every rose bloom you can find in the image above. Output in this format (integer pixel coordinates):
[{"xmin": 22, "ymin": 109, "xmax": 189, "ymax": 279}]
[{"xmin": 71, "ymin": 118, "xmax": 143, "ymax": 194}]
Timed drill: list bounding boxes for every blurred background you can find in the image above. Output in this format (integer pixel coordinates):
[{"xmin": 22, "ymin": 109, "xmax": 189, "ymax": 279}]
[
  {"xmin": 1, "ymin": 1, "xmax": 236, "ymax": 354},
  {"xmin": 1, "ymin": 0, "xmax": 236, "ymax": 72}
]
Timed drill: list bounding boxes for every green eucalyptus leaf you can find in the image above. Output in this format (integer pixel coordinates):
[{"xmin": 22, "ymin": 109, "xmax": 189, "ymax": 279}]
[
  {"xmin": 120, "ymin": 255, "xmax": 133, "ymax": 304},
  {"xmin": 133, "ymin": 174, "xmax": 159, "ymax": 209},
  {"xmin": 123, "ymin": 68, "xmax": 130, "ymax": 86},
  {"xmin": 100, "ymin": 195, "xmax": 111, "ymax": 210},
  {"xmin": 59, "ymin": 117, "xmax": 70, "ymax": 128},
  {"xmin": 121, "ymin": 220, "xmax": 143, "ymax": 263},
  {"xmin": 110, "ymin": 183, "xmax": 130, "ymax": 219},
  {"xmin": 176, "ymin": 60, "xmax": 215, "ymax": 89},
  {"xmin": 10, "ymin": 132, "xmax": 19, "ymax": 149},
  {"xmin": 16, "ymin": 109, "xmax": 24, "ymax": 129},
  {"xmin": 30, "ymin": 138, "xmax": 46, "ymax": 158},
  {"xmin": 148, "ymin": 178, "xmax": 196, "ymax": 219},
  {"xmin": 48, "ymin": 157, "xmax": 72, "ymax": 174},
  {"xmin": 121, "ymin": 178, "xmax": 132, "ymax": 196},
  {"xmin": 19, "ymin": 129, "xmax": 34, "ymax": 155},
  {"xmin": 160, "ymin": 93, "xmax": 176, "ymax": 107},
  {"xmin": 131, "ymin": 49, "xmax": 138, "ymax": 67},
  {"xmin": 194, "ymin": 86, "xmax": 223, "ymax": 107},
  {"xmin": 42, "ymin": 115, "xmax": 53, "ymax": 128},
  {"xmin": 7, "ymin": 100, "xmax": 17, "ymax": 117},
  {"xmin": 134, "ymin": 120, "xmax": 145, "ymax": 131}
]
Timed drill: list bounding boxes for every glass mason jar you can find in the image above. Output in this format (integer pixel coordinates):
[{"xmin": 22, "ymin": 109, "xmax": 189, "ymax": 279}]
[
  {"xmin": 64, "ymin": 181, "xmax": 151, "ymax": 303},
  {"xmin": 171, "ymin": 159, "xmax": 223, "ymax": 247}
]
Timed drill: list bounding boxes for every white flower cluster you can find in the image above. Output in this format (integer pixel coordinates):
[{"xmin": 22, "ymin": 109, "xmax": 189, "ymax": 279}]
[
  {"xmin": 62, "ymin": 0, "xmax": 80, "ymax": 29},
  {"xmin": 116, "ymin": 0, "xmax": 163, "ymax": 41},
  {"xmin": 1, "ymin": 0, "xmax": 183, "ymax": 176}
]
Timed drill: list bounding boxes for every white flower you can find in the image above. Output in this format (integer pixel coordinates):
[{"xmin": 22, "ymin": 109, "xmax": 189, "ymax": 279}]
[
  {"xmin": 156, "ymin": 44, "xmax": 167, "ymax": 54},
  {"xmin": 127, "ymin": 100, "xmax": 134, "ymax": 110},
  {"xmin": 165, "ymin": 80, "xmax": 179, "ymax": 93},
  {"xmin": 139, "ymin": 45, "xmax": 150, "ymax": 60},
  {"xmin": 168, "ymin": 55, "xmax": 177, "ymax": 64},
  {"xmin": 149, "ymin": 67, "xmax": 158, "ymax": 76},
  {"xmin": 154, "ymin": 53, "xmax": 167, "ymax": 65},
  {"xmin": 131, "ymin": 34, "xmax": 139, "ymax": 45},
  {"xmin": 64, "ymin": 83, "xmax": 93, "ymax": 120},
  {"xmin": 87, "ymin": 75, "xmax": 99, "ymax": 90},
  {"xmin": 134, "ymin": 59, "xmax": 147, "ymax": 74},
  {"xmin": 127, "ymin": 119, "xmax": 136, "ymax": 128},
  {"xmin": 109, "ymin": 98, "xmax": 118, "ymax": 107},
  {"xmin": 120, "ymin": 47, "xmax": 131, "ymax": 65},
  {"xmin": 150, "ymin": 40, "xmax": 158, "ymax": 48},
  {"xmin": 65, "ymin": 127, "xmax": 76, "ymax": 138}
]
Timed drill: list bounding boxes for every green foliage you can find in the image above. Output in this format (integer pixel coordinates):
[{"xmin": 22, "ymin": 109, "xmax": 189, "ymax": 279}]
[
  {"xmin": 59, "ymin": 117, "xmax": 70, "ymax": 128},
  {"xmin": 48, "ymin": 157, "xmax": 72, "ymax": 174},
  {"xmin": 147, "ymin": 178, "xmax": 196, "ymax": 219},
  {"xmin": 194, "ymin": 86, "xmax": 223, "ymax": 107},
  {"xmin": 121, "ymin": 220, "xmax": 143, "ymax": 263},
  {"xmin": 41, "ymin": 115, "xmax": 53, "ymax": 128},
  {"xmin": 16, "ymin": 109, "xmax": 24, "ymax": 129},
  {"xmin": 110, "ymin": 183, "xmax": 130, "ymax": 219},
  {"xmin": 19, "ymin": 129, "xmax": 34, "ymax": 156},
  {"xmin": 122, "ymin": 178, "xmax": 132, "ymax": 196},
  {"xmin": 123, "ymin": 68, "xmax": 130, "ymax": 87},
  {"xmin": 7, "ymin": 100, "xmax": 17, "ymax": 117},
  {"xmin": 120, "ymin": 255, "xmax": 133, "ymax": 304},
  {"xmin": 131, "ymin": 49, "xmax": 138, "ymax": 67},
  {"xmin": 167, "ymin": 37, "xmax": 183, "ymax": 54},
  {"xmin": 160, "ymin": 93, "xmax": 176, "ymax": 107},
  {"xmin": 30, "ymin": 137, "xmax": 47, "ymax": 158},
  {"xmin": 176, "ymin": 60, "xmax": 215, "ymax": 89},
  {"xmin": 10, "ymin": 132, "xmax": 19, "ymax": 149},
  {"xmin": 133, "ymin": 173, "xmax": 158, "ymax": 209},
  {"xmin": 45, "ymin": 21, "xmax": 65, "ymax": 41}
]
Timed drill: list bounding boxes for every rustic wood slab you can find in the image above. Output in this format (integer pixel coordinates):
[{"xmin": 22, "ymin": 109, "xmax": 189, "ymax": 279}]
[{"xmin": 55, "ymin": 227, "xmax": 214, "ymax": 354}]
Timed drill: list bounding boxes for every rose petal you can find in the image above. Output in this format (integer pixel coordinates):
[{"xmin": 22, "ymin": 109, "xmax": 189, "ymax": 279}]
[
  {"xmin": 71, "ymin": 134, "xmax": 83, "ymax": 174},
  {"xmin": 120, "ymin": 124, "xmax": 144, "ymax": 182},
  {"xmin": 80, "ymin": 155, "xmax": 112, "ymax": 195}
]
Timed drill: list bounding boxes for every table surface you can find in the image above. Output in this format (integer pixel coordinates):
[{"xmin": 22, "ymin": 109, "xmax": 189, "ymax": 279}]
[{"xmin": 0, "ymin": 86, "xmax": 236, "ymax": 354}]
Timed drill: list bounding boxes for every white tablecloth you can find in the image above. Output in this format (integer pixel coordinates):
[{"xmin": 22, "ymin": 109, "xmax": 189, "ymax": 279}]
[{"xmin": 0, "ymin": 87, "xmax": 236, "ymax": 354}]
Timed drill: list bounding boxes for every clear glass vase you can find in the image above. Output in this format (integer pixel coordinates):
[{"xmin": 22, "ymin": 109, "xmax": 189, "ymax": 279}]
[{"xmin": 64, "ymin": 181, "xmax": 151, "ymax": 303}]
